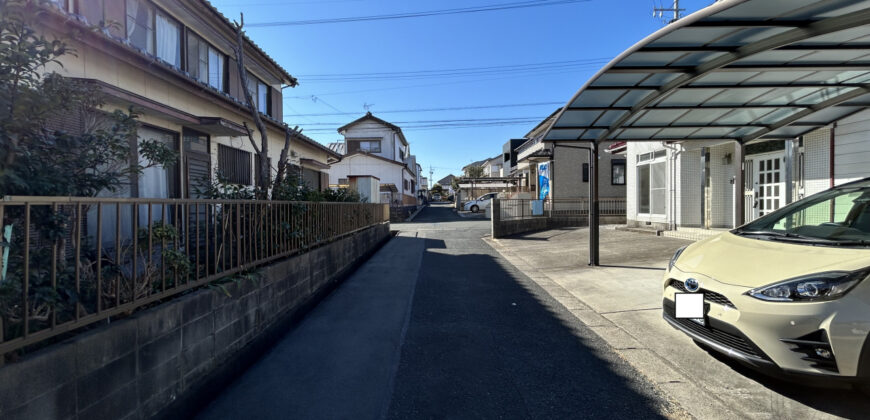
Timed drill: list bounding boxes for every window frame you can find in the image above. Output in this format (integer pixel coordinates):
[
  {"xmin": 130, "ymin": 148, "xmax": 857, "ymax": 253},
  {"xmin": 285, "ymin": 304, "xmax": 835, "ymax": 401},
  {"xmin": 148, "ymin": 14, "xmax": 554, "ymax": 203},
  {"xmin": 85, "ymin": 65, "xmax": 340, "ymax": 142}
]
[
  {"xmin": 186, "ymin": 30, "xmax": 227, "ymax": 92},
  {"xmin": 217, "ymin": 144, "xmax": 253, "ymax": 186},
  {"xmin": 637, "ymin": 155, "xmax": 667, "ymax": 216},
  {"xmin": 611, "ymin": 159, "xmax": 626, "ymax": 186}
]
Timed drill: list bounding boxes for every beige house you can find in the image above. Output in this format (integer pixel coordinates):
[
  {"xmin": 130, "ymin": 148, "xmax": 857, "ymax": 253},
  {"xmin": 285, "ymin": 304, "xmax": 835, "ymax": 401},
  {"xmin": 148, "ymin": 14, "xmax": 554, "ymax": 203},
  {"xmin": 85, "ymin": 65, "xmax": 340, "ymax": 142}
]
[
  {"xmin": 514, "ymin": 110, "xmax": 626, "ymax": 200},
  {"xmin": 40, "ymin": 0, "xmax": 338, "ymax": 198}
]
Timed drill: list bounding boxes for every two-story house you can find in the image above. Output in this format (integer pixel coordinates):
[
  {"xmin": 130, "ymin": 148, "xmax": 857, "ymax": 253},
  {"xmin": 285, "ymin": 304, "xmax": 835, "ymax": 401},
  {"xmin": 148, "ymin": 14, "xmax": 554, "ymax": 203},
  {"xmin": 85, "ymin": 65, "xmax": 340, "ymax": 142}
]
[
  {"xmin": 40, "ymin": 0, "xmax": 339, "ymax": 200},
  {"xmin": 327, "ymin": 112, "xmax": 420, "ymax": 206}
]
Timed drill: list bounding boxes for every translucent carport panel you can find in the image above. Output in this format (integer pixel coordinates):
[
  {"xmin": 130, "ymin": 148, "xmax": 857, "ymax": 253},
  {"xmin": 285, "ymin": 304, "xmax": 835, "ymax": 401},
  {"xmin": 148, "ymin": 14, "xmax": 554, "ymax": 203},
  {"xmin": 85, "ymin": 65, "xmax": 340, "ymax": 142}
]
[
  {"xmin": 631, "ymin": 109, "xmax": 689, "ymax": 126},
  {"xmin": 703, "ymin": 87, "xmax": 776, "ymax": 106},
  {"xmin": 590, "ymin": 72, "xmax": 649, "ymax": 87},
  {"xmin": 715, "ymin": 108, "xmax": 776, "ymax": 125},
  {"xmin": 655, "ymin": 88, "xmax": 722, "ymax": 107},
  {"xmin": 672, "ymin": 108, "xmax": 732, "ymax": 125},
  {"xmin": 545, "ymin": 129, "xmax": 585, "ymax": 141},
  {"xmin": 570, "ymin": 89, "xmax": 624, "ymax": 108},
  {"xmin": 553, "ymin": 110, "xmax": 603, "ymax": 127}
]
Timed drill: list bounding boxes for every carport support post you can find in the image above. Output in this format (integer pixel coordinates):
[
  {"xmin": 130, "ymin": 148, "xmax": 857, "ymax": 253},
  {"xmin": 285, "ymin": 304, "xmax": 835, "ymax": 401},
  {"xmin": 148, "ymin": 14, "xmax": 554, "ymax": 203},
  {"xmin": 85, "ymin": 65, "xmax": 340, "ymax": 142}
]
[
  {"xmin": 735, "ymin": 141, "xmax": 745, "ymax": 227},
  {"xmin": 589, "ymin": 141, "xmax": 600, "ymax": 266}
]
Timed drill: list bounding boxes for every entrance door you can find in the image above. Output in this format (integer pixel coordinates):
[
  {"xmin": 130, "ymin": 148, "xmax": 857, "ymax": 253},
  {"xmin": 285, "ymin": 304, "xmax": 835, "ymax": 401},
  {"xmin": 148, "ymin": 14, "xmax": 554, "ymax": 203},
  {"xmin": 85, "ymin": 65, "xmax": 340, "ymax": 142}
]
[{"xmin": 753, "ymin": 153, "xmax": 785, "ymax": 219}]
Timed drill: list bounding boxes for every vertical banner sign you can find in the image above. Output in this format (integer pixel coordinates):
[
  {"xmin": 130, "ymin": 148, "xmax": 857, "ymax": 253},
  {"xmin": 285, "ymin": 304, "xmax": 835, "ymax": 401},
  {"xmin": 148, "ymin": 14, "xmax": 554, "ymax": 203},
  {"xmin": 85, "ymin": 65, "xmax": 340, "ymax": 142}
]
[{"xmin": 538, "ymin": 162, "xmax": 550, "ymax": 200}]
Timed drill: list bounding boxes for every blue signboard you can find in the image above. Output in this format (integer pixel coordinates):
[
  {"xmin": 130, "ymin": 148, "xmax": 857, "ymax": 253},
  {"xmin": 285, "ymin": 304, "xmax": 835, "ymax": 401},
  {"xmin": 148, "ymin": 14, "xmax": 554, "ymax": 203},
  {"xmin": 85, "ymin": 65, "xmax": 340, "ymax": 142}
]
[{"xmin": 537, "ymin": 162, "xmax": 550, "ymax": 200}]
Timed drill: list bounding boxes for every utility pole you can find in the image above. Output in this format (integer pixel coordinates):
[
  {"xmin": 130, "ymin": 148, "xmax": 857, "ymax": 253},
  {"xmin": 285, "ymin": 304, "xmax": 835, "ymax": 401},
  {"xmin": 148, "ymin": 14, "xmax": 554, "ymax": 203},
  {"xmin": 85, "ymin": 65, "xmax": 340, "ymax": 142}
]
[{"xmin": 653, "ymin": 0, "xmax": 685, "ymax": 23}]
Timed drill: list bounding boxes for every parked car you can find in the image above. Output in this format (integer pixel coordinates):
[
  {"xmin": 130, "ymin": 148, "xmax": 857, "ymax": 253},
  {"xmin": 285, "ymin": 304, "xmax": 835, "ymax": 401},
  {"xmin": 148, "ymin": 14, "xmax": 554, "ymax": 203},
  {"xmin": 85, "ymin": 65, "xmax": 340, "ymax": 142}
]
[
  {"xmin": 463, "ymin": 192, "xmax": 498, "ymax": 213},
  {"xmin": 432, "ymin": 193, "xmax": 442, "ymax": 201},
  {"xmin": 663, "ymin": 177, "xmax": 870, "ymax": 389}
]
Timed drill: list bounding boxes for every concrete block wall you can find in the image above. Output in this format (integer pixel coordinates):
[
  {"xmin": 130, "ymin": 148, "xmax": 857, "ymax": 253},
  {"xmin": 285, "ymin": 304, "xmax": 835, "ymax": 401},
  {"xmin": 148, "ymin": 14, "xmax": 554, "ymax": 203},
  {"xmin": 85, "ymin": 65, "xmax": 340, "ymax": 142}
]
[{"xmin": 0, "ymin": 224, "xmax": 390, "ymax": 420}]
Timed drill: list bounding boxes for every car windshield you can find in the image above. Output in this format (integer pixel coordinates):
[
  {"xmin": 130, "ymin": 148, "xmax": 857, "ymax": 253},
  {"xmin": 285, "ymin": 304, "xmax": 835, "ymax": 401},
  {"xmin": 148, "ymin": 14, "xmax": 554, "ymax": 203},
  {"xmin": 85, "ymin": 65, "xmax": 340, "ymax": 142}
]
[{"xmin": 735, "ymin": 181, "xmax": 870, "ymax": 246}]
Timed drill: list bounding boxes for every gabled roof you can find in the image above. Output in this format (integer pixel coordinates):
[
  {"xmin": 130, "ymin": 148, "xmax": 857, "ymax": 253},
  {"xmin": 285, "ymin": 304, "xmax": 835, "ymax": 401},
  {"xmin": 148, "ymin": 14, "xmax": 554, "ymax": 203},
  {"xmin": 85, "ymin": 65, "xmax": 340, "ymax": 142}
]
[
  {"xmin": 462, "ymin": 159, "xmax": 488, "ymax": 171},
  {"xmin": 544, "ymin": 0, "xmax": 870, "ymax": 144},
  {"xmin": 337, "ymin": 112, "xmax": 408, "ymax": 146},
  {"xmin": 437, "ymin": 174, "xmax": 456, "ymax": 185},
  {"xmin": 525, "ymin": 109, "xmax": 562, "ymax": 140},
  {"xmin": 327, "ymin": 142, "xmax": 345, "ymax": 155}
]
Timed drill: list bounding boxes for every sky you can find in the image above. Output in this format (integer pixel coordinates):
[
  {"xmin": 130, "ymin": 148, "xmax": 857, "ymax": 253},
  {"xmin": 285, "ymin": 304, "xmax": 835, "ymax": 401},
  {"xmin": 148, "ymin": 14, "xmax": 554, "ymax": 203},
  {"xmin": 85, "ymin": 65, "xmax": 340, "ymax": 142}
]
[{"xmin": 209, "ymin": 0, "xmax": 713, "ymax": 184}]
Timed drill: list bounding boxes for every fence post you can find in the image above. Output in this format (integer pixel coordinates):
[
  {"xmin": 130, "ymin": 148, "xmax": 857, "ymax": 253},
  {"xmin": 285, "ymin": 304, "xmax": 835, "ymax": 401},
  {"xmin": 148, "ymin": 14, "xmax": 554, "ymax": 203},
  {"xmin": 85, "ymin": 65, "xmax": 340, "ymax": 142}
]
[{"xmin": 491, "ymin": 198, "xmax": 500, "ymax": 238}]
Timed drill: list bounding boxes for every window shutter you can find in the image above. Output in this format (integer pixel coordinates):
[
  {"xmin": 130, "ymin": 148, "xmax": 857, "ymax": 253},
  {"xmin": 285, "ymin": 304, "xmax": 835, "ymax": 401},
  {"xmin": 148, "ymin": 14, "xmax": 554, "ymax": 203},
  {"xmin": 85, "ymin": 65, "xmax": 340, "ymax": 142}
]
[
  {"xmin": 227, "ymin": 57, "xmax": 241, "ymax": 99},
  {"xmin": 270, "ymin": 86, "xmax": 283, "ymax": 121}
]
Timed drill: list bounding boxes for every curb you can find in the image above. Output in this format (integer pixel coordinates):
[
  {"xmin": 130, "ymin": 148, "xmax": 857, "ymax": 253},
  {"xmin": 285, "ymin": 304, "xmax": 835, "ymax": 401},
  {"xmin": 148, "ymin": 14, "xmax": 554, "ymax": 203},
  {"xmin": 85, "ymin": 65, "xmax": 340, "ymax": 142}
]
[{"xmin": 405, "ymin": 205, "xmax": 426, "ymax": 222}]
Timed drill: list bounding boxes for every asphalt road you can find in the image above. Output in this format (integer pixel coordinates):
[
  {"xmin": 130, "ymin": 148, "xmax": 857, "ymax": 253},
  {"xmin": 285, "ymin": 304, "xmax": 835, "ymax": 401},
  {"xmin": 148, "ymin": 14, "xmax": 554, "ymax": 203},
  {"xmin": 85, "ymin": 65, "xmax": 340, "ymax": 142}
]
[{"xmin": 196, "ymin": 204, "xmax": 681, "ymax": 419}]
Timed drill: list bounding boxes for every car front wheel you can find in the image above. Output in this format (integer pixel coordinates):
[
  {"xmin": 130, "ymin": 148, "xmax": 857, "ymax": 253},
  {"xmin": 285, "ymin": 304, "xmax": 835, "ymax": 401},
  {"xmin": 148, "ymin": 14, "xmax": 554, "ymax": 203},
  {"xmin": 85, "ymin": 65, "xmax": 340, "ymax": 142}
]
[{"xmin": 471, "ymin": 205, "xmax": 479, "ymax": 213}]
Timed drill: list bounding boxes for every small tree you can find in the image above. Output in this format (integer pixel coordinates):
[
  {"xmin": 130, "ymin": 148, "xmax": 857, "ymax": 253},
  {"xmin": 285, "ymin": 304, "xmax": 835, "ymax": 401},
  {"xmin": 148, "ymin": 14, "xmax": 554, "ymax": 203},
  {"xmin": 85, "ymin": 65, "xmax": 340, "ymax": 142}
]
[{"xmin": 464, "ymin": 165, "xmax": 485, "ymax": 179}]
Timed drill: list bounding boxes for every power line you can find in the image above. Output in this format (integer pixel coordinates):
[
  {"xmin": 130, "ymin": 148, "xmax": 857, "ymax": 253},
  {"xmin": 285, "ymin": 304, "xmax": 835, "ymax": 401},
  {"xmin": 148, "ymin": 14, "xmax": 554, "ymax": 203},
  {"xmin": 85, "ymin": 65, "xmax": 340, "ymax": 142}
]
[
  {"xmin": 246, "ymin": 0, "xmax": 591, "ymax": 27},
  {"xmin": 288, "ymin": 65, "xmax": 603, "ymax": 98},
  {"xmin": 284, "ymin": 101, "xmax": 564, "ymax": 117},
  {"xmin": 298, "ymin": 58, "xmax": 611, "ymax": 82},
  {"xmin": 299, "ymin": 116, "xmax": 544, "ymax": 126}
]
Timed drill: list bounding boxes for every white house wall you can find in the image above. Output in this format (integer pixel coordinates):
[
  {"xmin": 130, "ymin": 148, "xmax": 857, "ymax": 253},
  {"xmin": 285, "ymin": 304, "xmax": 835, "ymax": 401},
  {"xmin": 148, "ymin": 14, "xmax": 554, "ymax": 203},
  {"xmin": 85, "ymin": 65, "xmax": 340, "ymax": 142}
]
[
  {"xmin": 343, "ymin": 120, "xmax": 398, "ymax": 161},
  {"xmin": 678, "ymin": 148, "xmax": 702, "ymax": 227},
  {"xmin": 802, "ymin": 127, "xmax": 831, "ymax": 198},
  {"xmin": 710, "ymin": 143, "xmax": 735, "ymax": 228},
  {"xmin": 834, "ymin": 110, "xmax": 870, "ymax": 185}
]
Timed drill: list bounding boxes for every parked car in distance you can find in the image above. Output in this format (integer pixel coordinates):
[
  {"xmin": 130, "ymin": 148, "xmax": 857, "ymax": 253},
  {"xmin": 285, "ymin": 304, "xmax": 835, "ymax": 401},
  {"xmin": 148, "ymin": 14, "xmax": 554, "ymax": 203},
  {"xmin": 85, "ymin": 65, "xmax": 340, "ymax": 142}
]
[
  {"xmin": 463, "ymin": 192, "xmax": 499, "ymax": 213},
  {"xmin": 663, "ymin": 177, "xmax": 870, "ymax": 390},
  {"xmin": 432, "ymin": 193, "xmax": 442, "ymax": 201}
]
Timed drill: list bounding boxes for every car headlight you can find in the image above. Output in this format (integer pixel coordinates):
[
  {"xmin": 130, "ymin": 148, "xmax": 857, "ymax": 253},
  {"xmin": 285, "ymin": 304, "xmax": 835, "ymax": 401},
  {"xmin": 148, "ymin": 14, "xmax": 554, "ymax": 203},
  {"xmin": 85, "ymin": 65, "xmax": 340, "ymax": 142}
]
[
  {"xmin": 668, "ymin": 246, "xmax": 687, "ymax": 272},
  {"xmin": 746, "ymin": 269, "xmax": 870, "ymax": 302}
]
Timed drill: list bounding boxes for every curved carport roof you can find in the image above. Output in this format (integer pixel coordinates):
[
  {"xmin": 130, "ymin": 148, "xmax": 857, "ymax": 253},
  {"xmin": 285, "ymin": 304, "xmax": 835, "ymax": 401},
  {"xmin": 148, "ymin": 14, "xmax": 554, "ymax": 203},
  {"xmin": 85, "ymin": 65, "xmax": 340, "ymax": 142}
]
[
  {"xmin": 540, "ymin": 0, "xmax": 870, "ymax": 265},
  {"xmin": 544, "ymin": 0, "xmax": 870, "ymax": 145}
]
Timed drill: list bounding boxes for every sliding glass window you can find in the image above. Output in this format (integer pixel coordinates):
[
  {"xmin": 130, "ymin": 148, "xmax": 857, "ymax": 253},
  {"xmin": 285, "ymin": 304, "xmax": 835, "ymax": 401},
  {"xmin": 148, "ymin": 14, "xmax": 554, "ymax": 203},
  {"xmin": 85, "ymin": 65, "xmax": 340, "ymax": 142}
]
[
  {"xmin": 125, "ymin": 0, "xmax": 154, "ymax": 53},
  {"xmin": 187, "ymin": 32, "xmax": 226, "ymax": 92},
  {"xmin": 155, "ymin": 12, "xmax": 181, "ymax": 67}
]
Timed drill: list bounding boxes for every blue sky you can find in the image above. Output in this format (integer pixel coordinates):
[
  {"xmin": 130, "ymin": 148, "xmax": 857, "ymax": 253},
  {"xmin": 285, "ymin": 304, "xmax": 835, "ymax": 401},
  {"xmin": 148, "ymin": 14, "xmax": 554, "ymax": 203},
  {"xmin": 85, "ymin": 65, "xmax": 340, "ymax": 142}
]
[{"xmin": 210, "ymin": 0, "xmax": 711, "ymax": 184}]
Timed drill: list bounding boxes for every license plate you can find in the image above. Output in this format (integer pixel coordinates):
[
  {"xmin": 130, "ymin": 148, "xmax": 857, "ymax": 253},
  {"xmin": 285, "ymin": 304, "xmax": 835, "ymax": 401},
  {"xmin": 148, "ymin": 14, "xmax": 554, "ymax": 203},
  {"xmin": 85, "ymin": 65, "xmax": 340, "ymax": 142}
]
[{"xmin": 675, "ymin": 293, "xmax": 705, "ymax": 326}]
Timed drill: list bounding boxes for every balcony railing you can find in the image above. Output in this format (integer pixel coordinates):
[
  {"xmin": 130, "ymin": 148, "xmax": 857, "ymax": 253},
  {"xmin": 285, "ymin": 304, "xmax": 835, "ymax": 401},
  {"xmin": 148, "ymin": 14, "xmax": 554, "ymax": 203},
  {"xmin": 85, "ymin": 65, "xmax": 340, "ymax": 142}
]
[
  {"xmin": 0, "ymin": 196, "xmax": 389, "ymax": 356},
  {"xmin": 498, "ymin": 198, "xmax": 626, "ymax": 221}
]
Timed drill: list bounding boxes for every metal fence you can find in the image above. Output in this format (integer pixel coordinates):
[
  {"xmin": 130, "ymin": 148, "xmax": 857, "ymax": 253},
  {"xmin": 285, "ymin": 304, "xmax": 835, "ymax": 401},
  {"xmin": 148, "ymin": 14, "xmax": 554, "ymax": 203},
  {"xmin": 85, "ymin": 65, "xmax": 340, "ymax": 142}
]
[
  {"xmin": 0, "ymin": 196, "xmax": 389, "ymax": 356},
  {"xmin": 498, "ymin": 198, "xmax": 626, "ymax": 221}
]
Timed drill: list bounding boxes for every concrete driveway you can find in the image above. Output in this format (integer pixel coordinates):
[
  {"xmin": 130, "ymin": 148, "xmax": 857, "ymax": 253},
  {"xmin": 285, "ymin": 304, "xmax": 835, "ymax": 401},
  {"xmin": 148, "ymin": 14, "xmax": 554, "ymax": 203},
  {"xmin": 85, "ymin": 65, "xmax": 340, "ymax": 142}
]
[{"xmin": 486, "ymin": 227, "xmax": 870, "ymax": 420}]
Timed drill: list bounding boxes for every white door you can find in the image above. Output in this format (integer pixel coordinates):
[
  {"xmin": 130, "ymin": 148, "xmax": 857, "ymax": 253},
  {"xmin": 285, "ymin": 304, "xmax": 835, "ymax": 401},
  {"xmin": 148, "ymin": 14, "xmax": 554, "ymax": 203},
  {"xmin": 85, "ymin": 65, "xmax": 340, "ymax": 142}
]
[{"xmin": 753, "ymin": 153, "xmax": 786, "ymax": 219}]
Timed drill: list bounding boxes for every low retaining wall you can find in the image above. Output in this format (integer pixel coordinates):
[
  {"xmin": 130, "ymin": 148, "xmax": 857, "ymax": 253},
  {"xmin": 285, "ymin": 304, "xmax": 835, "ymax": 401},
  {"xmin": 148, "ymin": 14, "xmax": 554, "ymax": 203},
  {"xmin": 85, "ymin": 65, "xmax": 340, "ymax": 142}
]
[
  {"xmin": 0, "ymin": 223, "xmax": 391, "ymax": 420},
  {"xmin": 492, "ymin": 215, "xmax": 626, "ymax": 238},
  {"xmin": 492, "ymin": 201, "xmax": 625, "ymax": 238}
]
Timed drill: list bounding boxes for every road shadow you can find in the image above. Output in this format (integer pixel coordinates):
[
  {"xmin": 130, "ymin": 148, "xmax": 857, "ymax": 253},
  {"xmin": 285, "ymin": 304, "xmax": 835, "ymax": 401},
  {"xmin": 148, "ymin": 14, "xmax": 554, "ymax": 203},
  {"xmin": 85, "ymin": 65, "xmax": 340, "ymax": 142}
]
[
  {"xmin": 386, "ymin": 238, "xmax": 675, "ymax": 419},
  {"xmin": 695, "ymin": 342, "xmax": 870, "ymax": 418}
]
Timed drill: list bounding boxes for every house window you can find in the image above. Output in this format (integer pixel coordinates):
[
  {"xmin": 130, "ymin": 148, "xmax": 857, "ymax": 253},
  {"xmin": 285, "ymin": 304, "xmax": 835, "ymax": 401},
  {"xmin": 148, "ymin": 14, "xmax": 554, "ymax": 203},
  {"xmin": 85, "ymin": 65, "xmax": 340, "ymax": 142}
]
[
  {"xmin": 348, "ymin": 140, "xmax": 381, "ymax": 153},
  {"xmin": 582, "ymin": 163, "xmax": 589, "ymax": 183},
  {"xmin": 186, "ymin": 32, "xmax": 226, "ymax": 91},
  {"xmin": 637, "ymin": 157, "xmax": 666, "ymax": 215},
  {"xmin": 155, "ymin": 11, "xmax": 181, "ymax": 67},
  {"xmin": 217, "ymin": 144, "xmax": 252, "ymax": 185},
  {"xmin": 246, "ymin": 73, "xmax": 270, "ymax": 114},
  {"xmin": 136, "ymin": 126, "xmax": 179, "ymax": 198},
  {"xmin": 338, "ymin": 178, "xmax": 348, "ymax": 185},
  {"xmin": 126, "ymin": 0, "xmax": 154, "ymax": 53},
  {"xmin": 612, "ymin": 159, "xmax": 626, "ymax": 185}
]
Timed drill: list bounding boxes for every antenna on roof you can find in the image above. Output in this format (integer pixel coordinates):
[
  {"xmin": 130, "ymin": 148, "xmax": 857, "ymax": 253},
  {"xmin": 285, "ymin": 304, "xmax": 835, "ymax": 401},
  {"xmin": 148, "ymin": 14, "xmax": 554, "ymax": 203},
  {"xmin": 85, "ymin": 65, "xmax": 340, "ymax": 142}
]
[
  {"xmin": 363, "ymin": 102, "xmax": 374, "ymax": 112},
  {"xmin": 653, "ymin": 0, "xmax": 685, "ymax": 24}
]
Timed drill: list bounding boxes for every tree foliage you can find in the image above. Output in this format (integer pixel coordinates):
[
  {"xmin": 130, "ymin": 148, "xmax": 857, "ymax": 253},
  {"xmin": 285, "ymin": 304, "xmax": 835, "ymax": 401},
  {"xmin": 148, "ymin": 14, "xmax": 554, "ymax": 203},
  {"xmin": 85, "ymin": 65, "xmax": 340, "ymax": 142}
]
[{"xmin": 464, "ymin": 165, "xmax": 485, "ymax": 179}]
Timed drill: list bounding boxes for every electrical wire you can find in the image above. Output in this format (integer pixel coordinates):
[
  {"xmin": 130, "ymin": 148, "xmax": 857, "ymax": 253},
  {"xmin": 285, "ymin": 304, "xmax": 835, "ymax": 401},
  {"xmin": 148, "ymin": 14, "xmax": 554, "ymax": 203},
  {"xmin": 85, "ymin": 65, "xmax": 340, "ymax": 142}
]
[
  {"xmin": 245, "ymin": 0, "xmax": 591, "ymax": 27},
  {"xmin": 283, "ymin": 101, "xmax": 564, "ymax": 117}
]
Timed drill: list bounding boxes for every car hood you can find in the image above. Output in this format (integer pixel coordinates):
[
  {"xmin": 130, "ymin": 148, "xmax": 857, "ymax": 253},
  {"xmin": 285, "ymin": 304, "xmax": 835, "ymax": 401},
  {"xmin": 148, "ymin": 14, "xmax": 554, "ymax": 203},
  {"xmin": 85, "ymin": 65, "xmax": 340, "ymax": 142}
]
[{"xmin": 674, "ymin": 232, "xmax": 870, "ymax": 287}]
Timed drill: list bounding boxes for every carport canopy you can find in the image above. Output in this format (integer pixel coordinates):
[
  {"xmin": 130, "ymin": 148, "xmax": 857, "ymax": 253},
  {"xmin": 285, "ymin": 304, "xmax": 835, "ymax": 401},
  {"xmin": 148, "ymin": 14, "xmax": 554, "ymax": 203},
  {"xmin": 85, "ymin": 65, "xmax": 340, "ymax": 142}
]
[{"xmin": 541, "ymin": 0, "xmax": 870, "ymax": 265}]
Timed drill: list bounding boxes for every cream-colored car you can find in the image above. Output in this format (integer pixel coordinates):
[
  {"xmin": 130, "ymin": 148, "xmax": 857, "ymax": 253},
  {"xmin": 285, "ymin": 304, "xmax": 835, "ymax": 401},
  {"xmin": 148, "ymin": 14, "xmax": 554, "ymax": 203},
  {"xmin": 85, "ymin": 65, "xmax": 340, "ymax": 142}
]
[{"xmin": 663, "ymin": 178, "xmax": 870, "ymax": 388}]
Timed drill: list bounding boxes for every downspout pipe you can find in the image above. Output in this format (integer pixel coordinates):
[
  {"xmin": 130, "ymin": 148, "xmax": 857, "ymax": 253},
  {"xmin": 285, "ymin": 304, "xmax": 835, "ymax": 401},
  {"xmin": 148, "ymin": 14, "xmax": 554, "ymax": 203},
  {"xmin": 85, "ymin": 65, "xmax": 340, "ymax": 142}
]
[{"xmin": 662, "ymin": 142, "xmax": 682, "ymax": 231}]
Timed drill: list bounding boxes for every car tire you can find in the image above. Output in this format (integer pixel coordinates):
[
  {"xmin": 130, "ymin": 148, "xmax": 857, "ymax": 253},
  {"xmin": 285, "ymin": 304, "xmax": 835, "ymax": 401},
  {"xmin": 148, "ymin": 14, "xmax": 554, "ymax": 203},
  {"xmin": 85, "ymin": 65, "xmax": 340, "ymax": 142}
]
[{"xmin": 471, "ymin": 205, "xmax": 479, "ymax": 213}]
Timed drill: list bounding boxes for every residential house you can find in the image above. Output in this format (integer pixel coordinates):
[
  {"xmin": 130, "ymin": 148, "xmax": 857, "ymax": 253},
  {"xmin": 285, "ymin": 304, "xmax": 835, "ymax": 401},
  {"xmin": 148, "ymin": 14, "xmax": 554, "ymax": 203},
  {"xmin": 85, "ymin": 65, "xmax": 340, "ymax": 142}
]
[
  {"xmin": 436, "ymin": 174, "xmax": 457, "ymax": 195},
  {"xmin": 40, "ymin": 0, "xmax": 339, "ymax": 201},
  {"xmin": 327, "ymin": 112, "xmax": 421, "ymax": 207},
  {"xmin": 625, "ymin": 111, "xmax": 870, "ymax": 235},
  {"xmin": 515, "ymin": 110, "xmax": 626, "ymax": 200}
]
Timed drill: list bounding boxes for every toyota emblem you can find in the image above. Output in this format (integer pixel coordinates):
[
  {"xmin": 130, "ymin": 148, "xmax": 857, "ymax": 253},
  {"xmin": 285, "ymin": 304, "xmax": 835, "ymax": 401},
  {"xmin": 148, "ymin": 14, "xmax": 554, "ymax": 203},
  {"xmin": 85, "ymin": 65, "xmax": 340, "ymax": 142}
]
[{"xmin": 684, "ymin": 278, "xmax": 700, "ymax": 292}]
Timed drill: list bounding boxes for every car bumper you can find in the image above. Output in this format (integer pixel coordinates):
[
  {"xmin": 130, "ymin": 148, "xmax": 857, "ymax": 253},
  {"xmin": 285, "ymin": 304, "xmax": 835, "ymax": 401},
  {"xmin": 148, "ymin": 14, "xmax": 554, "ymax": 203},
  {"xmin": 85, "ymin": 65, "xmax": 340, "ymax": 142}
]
[{"xmin": 663, "ymin": 267, "xmax": 870, "ymax": 381}]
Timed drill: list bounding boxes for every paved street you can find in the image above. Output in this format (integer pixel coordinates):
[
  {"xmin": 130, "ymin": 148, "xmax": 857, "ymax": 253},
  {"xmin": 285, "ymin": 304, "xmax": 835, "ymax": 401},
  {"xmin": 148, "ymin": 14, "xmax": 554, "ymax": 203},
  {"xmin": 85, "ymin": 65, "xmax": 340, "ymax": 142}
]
[{"xmin": 196, "ymin": 204, "xmax": 684, "ymax": 419}]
